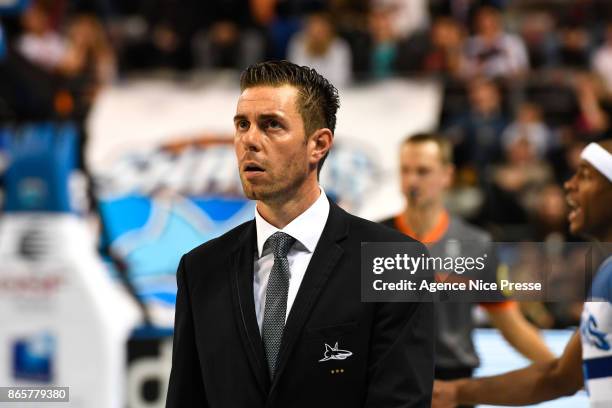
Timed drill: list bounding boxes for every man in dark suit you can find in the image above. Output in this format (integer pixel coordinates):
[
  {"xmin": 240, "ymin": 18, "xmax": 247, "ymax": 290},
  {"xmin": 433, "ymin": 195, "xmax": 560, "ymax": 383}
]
[{"xmin": 165, "ymin": 60, "xmax": 434, "ymax": 408}]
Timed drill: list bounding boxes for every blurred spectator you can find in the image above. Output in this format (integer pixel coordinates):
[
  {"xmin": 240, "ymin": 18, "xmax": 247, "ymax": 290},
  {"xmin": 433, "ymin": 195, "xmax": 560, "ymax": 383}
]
[
  {"xmin": 116, "ymin": 0, "xmax": 200, "ymax": 71},
  {"xmin": 549, "ymin": 138, "xmax": 588, "ymax": 185},
  {"xmin": 401, "ymin": 16, "xmax": 467, "ymax": 77},
  {"xmin": 16, "ymin": 0, "xmax": 69, "ymax": 72},
  {"xmin": 425, "ymin": 16, "xmax": 466, "ymax": 76},
  {"xmin": 0, "ymin": 47, "xmax": 60, "ymax": 120},
  {"xmin": 530, "ymin": 183, "xmax": 568, "ymax": 242},
  {"xmin": 263, "ymin": 0, "xmax": 317, "ymax": 60},
  {"xmin": 64, "ymin": 14, "xmax": 116, "ymax": 86},
  {"xmin": 592, "ymin": 22, "xmax": 612, "ymax": 94},
  {"xmin": 479, "ymin": 135, "xmax": 555, "ymax": 236},
  {"xmin": 325, "ymin": 0, "xmax": 369, "ymax": 35},
  {"xmin": 501, "ymin": 102, "xmax": 553, "ymax": 159},
  {"xmin": 19, "ymin": 6, "xmax": 116, "ymax": 86},
  {"xmin": 444, "ymin": 77, "xmax": 508, "ymax": 172},
  {"xmin": 558, "ymin": 0, "xmax": 612, "ymax": 32},
  {"xmin": 524, "ymin": 72, "xmax": 580, "ymax": 128},
  {"xmin": 371, "ymin": 0, "xmax": 429, "ymax": 39},
  {"xmin": 346, "ymin": 4, "xmax": 402, "ymax": 80},
  {"xmin": 554, "ymin": 23, "xmax": 590, "ymax": 70},
  {"xmin": 192, "ymin": 21, "xmax": 264, "ymax": 69},
  {"xmin": 428, "ymin": 0, "xmax": 481, "ymax": 26},
  {"xmin": 191, "ymin": 0, "xmax": 264, "ymax": 70},
  {"xmin": 4, "ymin": 3, "xmax": 115, "ymax": 121},
  {"xmin": 250, "ymin": 0, "xmax": 277, "ymax": 27},
  {"xmin": 287, "ymin": 11, "xmax": 351, "ymax": 87},
  {"xmin": 463, "ymin": 6, "xmax": 529, "ymax": 79},
  {"xmin": 366, "ymin": 5, "xmax": 400, "ymax": 79},
  {"xmin": 574, "ymin": 73, "xmax": 612, "ymax": 140},
  {"xmin": 518, "ymin": 11, "xmax": 555, "ymax": 69},
  {"xmin": 494, "ymin": 136, "xmax": 554, "ymax": 212}
]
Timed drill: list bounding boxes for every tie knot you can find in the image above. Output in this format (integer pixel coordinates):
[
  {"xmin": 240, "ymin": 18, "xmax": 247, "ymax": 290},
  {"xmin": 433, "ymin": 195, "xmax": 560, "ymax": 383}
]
[{"xmin": 267, "ymin": 232, "xmax": 296, "ymax": 258}]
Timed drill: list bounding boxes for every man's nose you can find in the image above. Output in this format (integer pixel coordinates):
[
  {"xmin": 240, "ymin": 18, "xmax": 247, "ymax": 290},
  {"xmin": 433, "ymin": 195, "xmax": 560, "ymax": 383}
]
[
  {"xmin": 403, "ymin": 172, "xmax": 420, "ymax": 186},
  {"xmin": 563, "ymin": 175, "xmax": 575, "ymax": 192},
  {"xmin": 241, "ymin": 126, "xmax": 262, "ymax": 152}
]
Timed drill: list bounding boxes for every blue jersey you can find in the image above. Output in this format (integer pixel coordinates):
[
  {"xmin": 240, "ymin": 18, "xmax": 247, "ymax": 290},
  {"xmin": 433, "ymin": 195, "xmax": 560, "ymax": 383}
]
[{"xmin": 581, "ymin": 256, "xmax": 612, "ymax": 408}]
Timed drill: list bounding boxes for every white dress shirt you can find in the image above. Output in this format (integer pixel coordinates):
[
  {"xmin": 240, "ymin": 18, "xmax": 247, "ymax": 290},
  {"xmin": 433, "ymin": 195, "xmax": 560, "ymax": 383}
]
[{"xmin": 253, "ymin": 189, "xmax": 330, "ymax": 333}]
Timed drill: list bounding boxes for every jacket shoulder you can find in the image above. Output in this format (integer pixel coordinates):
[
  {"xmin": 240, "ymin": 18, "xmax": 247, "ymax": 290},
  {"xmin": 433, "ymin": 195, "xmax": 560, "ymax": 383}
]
[
  {"xmin": 378, "ymin": 216, "xmax": 397, "ymax": 230},
  {"xmin": 183, "ymin": 219, "xmax": 253, "ymax": 267}
]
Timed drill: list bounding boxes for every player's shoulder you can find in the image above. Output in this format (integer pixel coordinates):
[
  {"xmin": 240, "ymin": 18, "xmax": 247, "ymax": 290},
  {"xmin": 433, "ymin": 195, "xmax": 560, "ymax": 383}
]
[
  {"xmin": 599, "ymin": 256, "xmax": 612, "ymax": 275},
  {"xmin": 448, "ymin": 216, "xmax": 492, "ymax": 244},
  {"xmin": 591, "ymin": 256, "xmax": 612, "ymax": 302},
  {"xmin": 345, "ymin": 211, "xmax": 420, "ymax": 244}
]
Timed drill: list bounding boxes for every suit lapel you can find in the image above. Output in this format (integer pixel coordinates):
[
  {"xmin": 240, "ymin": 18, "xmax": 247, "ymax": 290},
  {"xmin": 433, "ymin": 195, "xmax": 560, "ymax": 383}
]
[
  {"xmin": 270, "ymin": 203, "xmax": 349, "ymax": 392},
  {"xmin": 229, "ymin": 221, "xmax": 271, "ymax": 395}
]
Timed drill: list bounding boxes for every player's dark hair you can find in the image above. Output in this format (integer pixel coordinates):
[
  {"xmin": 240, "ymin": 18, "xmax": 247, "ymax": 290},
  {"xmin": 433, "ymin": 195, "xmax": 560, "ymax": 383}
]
[{"xmin": 240, "ymin": 60, "xmax": 340, "ymax": 173}]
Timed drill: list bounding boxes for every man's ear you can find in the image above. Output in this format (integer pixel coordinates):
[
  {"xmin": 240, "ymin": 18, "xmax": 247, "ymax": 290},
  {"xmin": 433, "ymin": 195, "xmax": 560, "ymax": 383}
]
[
  {"xmin": 309, "ymin": 128, "xmax": 333, "ymax": 165},
  {"xmin": 443, "ymin": 163, "xmax": 455, "ymax": 188}
]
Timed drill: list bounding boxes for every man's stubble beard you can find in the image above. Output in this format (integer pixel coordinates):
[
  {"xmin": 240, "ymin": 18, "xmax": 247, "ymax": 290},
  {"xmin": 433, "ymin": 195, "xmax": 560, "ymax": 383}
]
[
  {"xmin": 406, "ymin": 195, "xmax": 437, "ymax": 211},
  {"xmin": 240, "ymin": 163, "xmax": 309, "ymax": 205}
]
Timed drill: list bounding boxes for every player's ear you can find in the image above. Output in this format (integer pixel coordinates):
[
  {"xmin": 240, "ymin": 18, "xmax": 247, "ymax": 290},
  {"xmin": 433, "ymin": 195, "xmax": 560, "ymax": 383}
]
[
  {"xmin": 309, "ymin": 128, "xmax": 333, "ymax": 166},
  {"xmin": 443, "ymin": 163, "xmax": 455, "ymax": 188}
]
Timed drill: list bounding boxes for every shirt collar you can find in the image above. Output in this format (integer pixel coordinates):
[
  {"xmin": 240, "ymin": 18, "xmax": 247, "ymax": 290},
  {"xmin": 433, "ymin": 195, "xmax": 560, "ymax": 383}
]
[{"xmin": 254, "ymin": 188, "xmax": 330, "ymax": 258}]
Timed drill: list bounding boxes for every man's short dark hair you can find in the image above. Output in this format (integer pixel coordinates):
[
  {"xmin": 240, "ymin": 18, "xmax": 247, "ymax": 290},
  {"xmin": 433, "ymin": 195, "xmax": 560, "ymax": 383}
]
[
  {"xmin": 240, "ymin": 60, "xmax": 340, "ymax": 173},
  {"xmin": 402, "ymin": 133, "xmax": 454, "ymax": 165}
]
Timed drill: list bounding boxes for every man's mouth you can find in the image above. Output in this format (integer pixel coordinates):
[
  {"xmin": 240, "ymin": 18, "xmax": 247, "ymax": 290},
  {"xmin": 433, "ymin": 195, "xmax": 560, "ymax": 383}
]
[
  {"xmin": 566, "ymin": 196, "xmax": 581, "ymax": 223},
  {"xmin": 242, "ymin": 162, "xmax": 265, "ymax": 174},
  {"xmin": 409, "ymin": 188, "xmax": 420, "ymax": 201}
]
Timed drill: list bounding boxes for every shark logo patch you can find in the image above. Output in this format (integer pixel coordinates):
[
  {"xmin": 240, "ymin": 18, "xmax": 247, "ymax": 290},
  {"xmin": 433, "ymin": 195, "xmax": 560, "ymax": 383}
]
[{"xmin": 318, "ymin": 342, "xmax": 353, "ymax": 362}]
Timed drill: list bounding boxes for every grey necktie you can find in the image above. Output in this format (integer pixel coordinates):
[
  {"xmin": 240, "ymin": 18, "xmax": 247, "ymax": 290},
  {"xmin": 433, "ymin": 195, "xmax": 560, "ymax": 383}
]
[{"xmin": 262, "ymin": 231, "xmax": 296, "ymax": 379}]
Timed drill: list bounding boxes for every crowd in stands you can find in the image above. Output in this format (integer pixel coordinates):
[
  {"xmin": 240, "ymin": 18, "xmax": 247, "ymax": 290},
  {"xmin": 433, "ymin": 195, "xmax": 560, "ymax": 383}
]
[{"xmin": 1, "ymin": 0, "xmax": 612, "ymax": 328}]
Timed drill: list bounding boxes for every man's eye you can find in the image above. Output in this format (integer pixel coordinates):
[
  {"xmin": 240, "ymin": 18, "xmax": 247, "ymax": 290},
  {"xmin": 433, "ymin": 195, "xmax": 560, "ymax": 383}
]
[
  {"xmin": 237, "ymin": 120, "xmax": 249, "ymax": 130},
  {"xmin": 267, "ymin": 120, "xmax": 281, "ymax": 129}
]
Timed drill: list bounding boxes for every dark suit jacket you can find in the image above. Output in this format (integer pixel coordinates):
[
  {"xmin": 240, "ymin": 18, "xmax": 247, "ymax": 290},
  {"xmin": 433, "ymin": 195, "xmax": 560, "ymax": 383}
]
[{"xmin": 166, "ymin": 202, "xmax": 435, "ymax": 407}]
